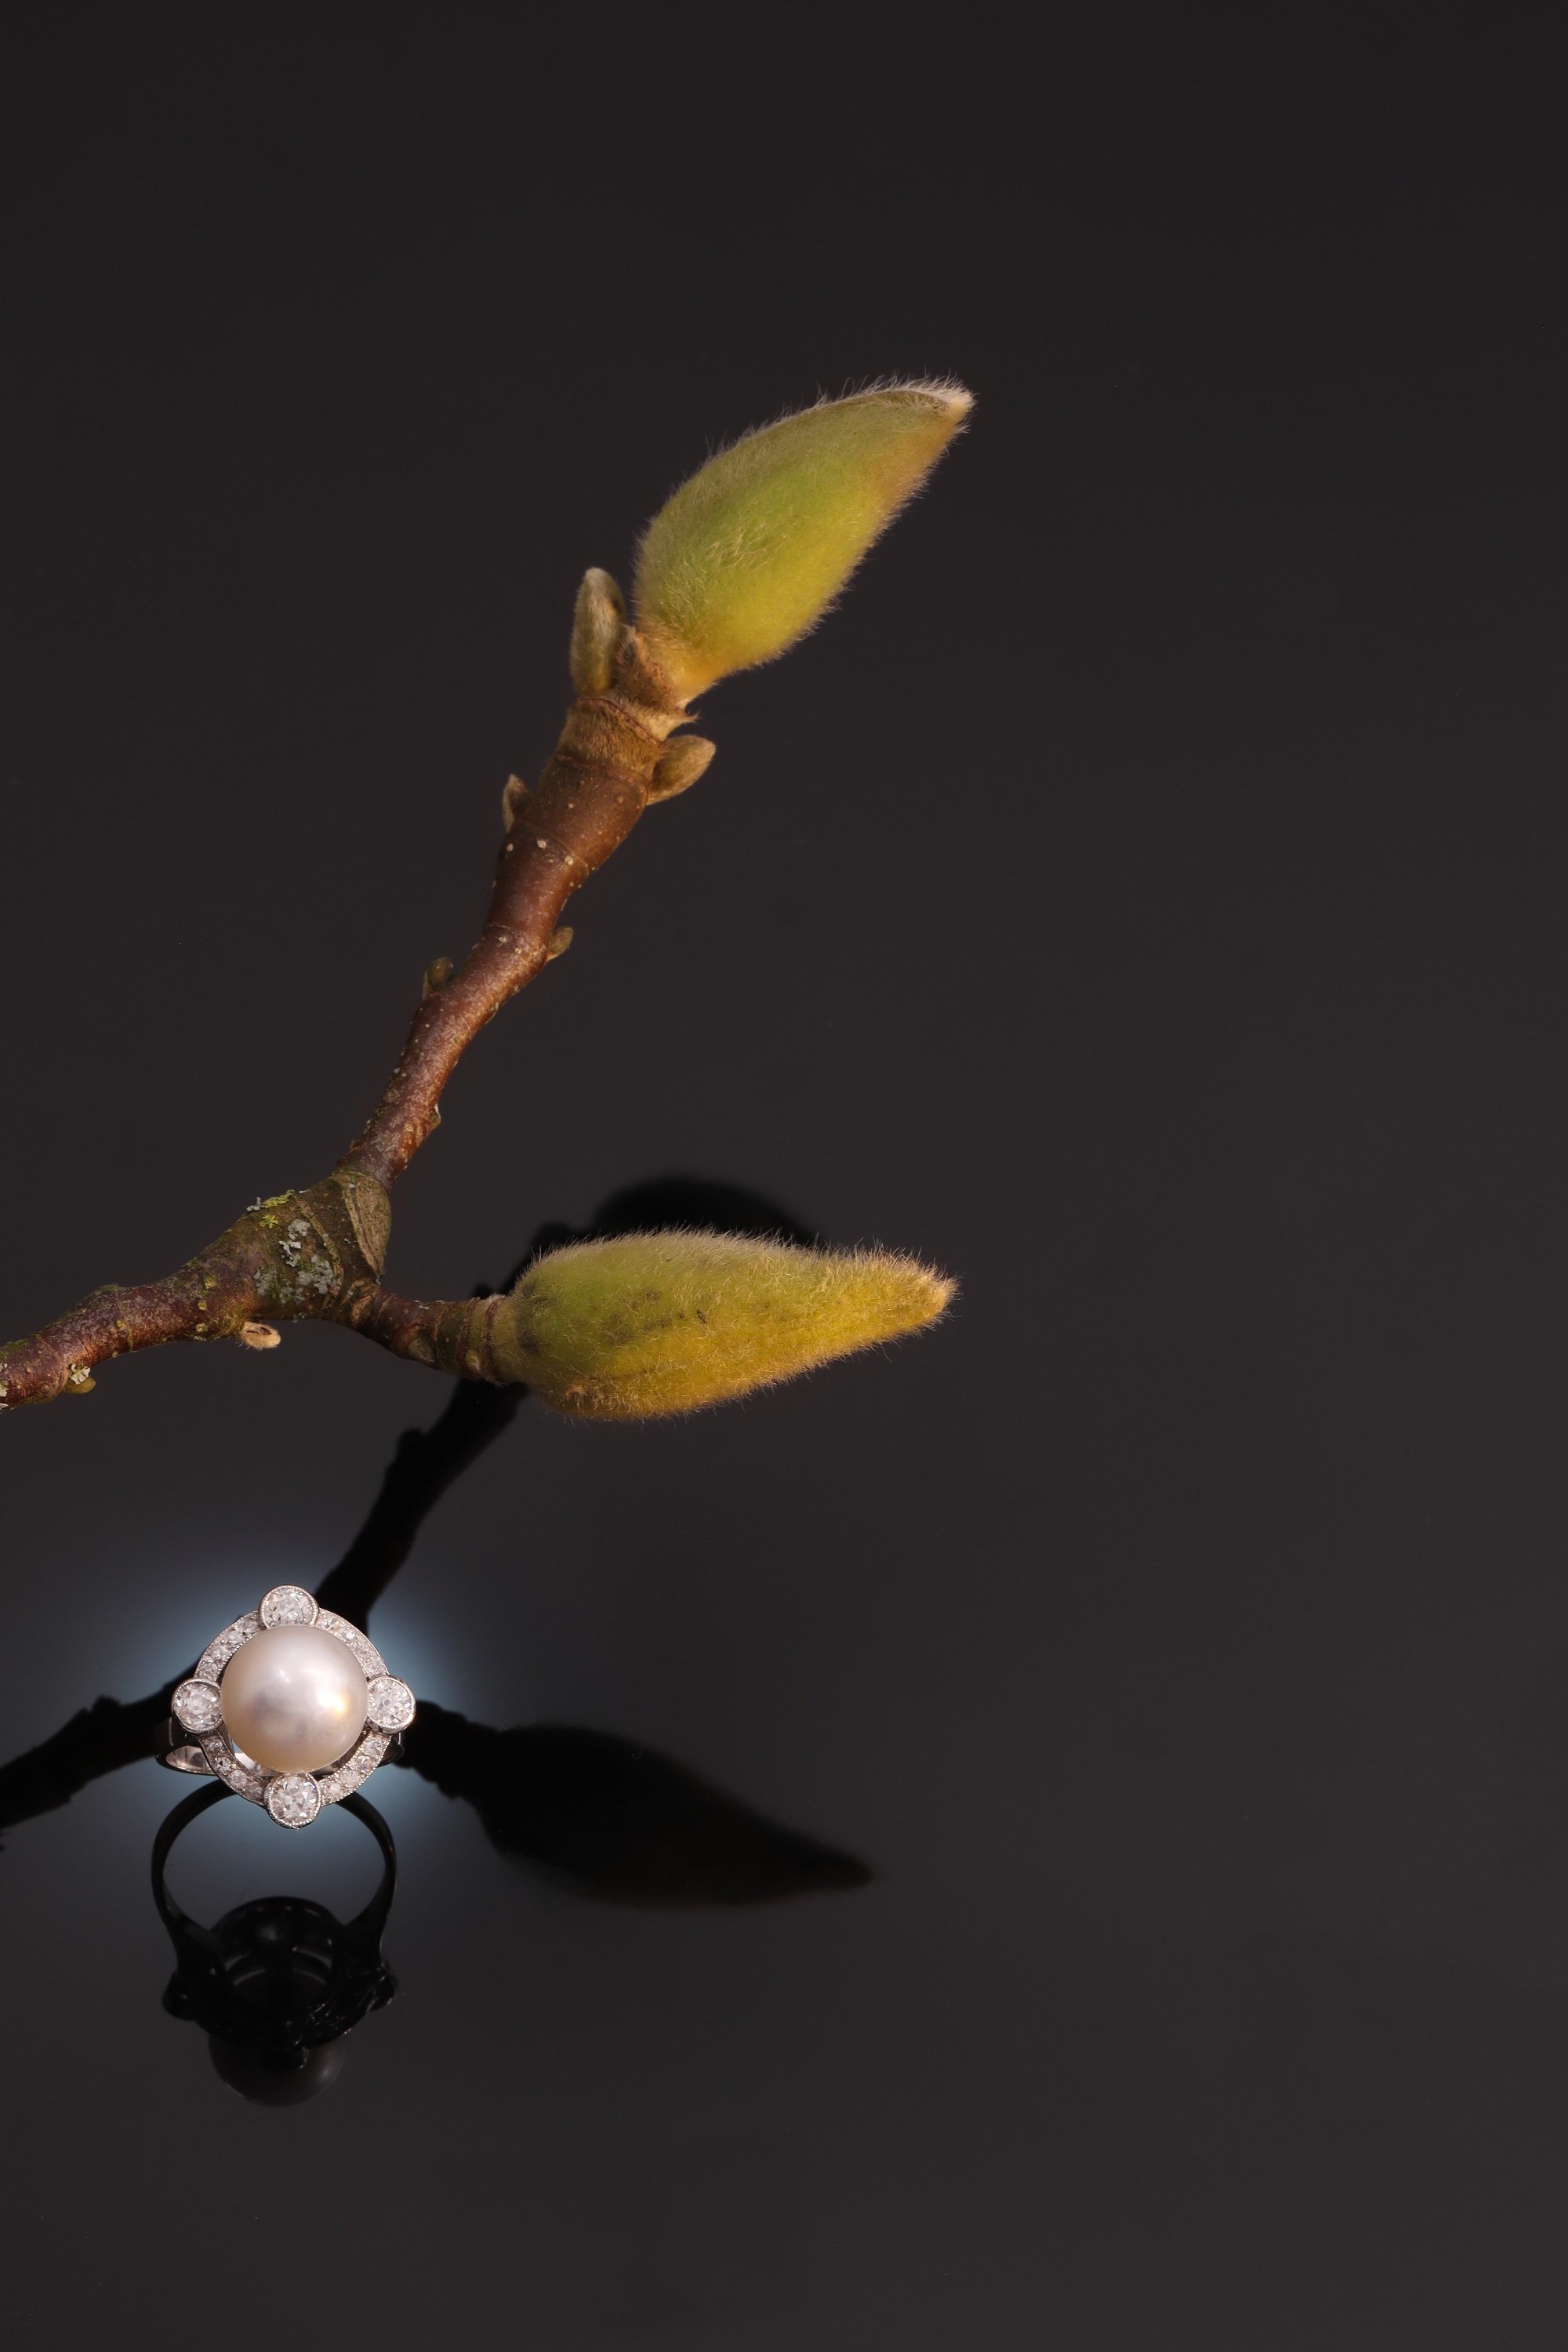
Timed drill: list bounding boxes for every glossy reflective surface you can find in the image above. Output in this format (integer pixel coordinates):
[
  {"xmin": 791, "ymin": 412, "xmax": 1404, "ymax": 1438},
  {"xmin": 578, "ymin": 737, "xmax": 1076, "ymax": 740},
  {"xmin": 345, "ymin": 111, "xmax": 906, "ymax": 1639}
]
[
  {"xmin": 154, "ymin": 1782, "xmax": 400, "ymax": 2102},
  {"xmin": 5, "ymin": 15, "xmax": 1566, "ymax": 2347}
]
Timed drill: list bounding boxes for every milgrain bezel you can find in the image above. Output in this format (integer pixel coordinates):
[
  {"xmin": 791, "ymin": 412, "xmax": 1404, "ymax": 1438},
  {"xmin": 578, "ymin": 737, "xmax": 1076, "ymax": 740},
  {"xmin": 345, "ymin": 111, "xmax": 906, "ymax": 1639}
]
[{"xmin": 169, "ymin": 1586, "xmax": 415, "ymax": 1828}]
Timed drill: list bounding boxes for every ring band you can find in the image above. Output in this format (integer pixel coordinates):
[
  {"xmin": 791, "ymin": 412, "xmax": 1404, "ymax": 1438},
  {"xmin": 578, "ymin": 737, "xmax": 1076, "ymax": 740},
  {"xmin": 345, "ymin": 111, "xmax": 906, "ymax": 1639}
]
[{"xmin": 158, "ymin": 1584, "xmax": 416, "ymax": 1827}]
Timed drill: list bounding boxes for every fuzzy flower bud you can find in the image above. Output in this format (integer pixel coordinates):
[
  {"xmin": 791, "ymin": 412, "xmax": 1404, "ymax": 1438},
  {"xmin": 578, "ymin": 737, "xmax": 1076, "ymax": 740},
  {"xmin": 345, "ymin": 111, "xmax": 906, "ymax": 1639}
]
[
  {"xmin": 633, "ymin": 382, "xmax": 973, "ymax": 699},
  {"xmin": 487, "ymin": 1230, "xmax": 953, "ymax": 1419}
]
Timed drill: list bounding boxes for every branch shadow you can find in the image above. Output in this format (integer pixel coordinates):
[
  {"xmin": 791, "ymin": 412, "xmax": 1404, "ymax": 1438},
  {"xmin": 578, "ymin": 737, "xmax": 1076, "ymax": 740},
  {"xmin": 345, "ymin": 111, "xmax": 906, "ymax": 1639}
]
[{"xmin": 2, "ymin": 1175, "xmax": 871, "ymax": 1912}]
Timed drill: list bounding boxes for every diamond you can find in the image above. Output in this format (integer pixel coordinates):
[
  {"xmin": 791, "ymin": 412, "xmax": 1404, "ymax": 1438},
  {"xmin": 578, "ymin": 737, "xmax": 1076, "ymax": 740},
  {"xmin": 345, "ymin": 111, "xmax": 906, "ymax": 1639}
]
[
  {"xmin": 196, "ymin": 1611, "xmax": 260, "ymax": 1681},
  {"xmin": 172, "ymin": 1678, "xmax": 223, "ymax": 1733},
  {"xmin": 365, "ymin": 1675, "xmax": 415, "ymax": 1732},
  {"xmin": 201, "ymin": 1733, "xmax": 259, "ymax": 1798},
  {"xmin": 266, "ymin": 1773, "xmax": 322, "ymax": 1828},
  {"xmin": 318, "ymin": 1730, "xmax": 389, "ymax": 1803},
  {"xmin": 317, "ymin": 1610, "xmax": 386, "ymax": 1674},
  {"xmin": 260, "ymin": 1584, "xmax": 318, "ymax": 1628}
]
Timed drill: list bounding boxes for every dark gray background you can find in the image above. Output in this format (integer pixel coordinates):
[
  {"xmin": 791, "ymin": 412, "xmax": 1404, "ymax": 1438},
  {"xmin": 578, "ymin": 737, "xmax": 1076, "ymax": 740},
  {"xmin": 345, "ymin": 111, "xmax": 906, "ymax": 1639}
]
[{"xmin": 4, "ymin": 7, "xmax": 1567, "ymax": 2345}]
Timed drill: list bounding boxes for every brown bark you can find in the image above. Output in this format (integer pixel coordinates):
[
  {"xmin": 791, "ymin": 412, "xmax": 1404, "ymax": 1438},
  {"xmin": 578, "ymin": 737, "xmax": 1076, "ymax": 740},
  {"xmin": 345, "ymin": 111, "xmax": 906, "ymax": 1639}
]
[
  {"xmin": 345, "ymin": 632, "xmax": 682, "ymax": 1185},
  {"xmin": 0, "ymin": 626, "xmax": 693, "ymax": 1413}
]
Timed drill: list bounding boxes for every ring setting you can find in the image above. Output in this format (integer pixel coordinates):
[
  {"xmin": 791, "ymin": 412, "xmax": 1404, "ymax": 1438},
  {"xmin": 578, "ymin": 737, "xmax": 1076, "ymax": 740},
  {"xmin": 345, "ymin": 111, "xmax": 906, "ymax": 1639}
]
[{"xmin": 163, "ymin": 1585, "xmax": 415, "ymax": 1828}]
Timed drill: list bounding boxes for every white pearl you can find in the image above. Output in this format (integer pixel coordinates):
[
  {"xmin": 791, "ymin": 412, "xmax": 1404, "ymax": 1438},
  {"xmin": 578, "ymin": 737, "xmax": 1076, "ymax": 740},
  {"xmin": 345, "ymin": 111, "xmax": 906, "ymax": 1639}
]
[{"xmin": 220, "ymin": 1623, "xmax": 368, "ymax": 1773}]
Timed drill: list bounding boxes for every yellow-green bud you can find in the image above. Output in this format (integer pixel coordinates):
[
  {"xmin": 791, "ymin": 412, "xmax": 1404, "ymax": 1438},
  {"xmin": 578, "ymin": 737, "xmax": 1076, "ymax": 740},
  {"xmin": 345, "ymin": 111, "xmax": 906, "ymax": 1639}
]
[
  {"xmin": 633, "ymin": 381, "xmax": 973, "ymax": 699},
  {"xmin": 488, "ymin": 1230, "xmax": 953, "ymax": 1419}
]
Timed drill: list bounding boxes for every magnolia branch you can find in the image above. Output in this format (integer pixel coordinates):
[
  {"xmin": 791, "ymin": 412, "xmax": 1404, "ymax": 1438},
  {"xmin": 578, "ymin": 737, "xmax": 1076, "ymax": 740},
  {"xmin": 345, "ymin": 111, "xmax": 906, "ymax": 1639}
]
[
  {"xmin": 1, "ymin": 383, "xmax": 970, "ymax": 1418},
  {"xmin": 0, "ymin": 626, "xmax": 699, "ymax": 1413}
]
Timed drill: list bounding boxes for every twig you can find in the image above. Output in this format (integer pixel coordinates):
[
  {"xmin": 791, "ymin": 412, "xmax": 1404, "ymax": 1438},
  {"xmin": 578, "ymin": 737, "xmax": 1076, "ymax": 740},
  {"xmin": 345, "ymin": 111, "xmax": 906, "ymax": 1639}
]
[{"xmin": 0, "ymin": 626, "xmax": 691, "ymax": 1410}]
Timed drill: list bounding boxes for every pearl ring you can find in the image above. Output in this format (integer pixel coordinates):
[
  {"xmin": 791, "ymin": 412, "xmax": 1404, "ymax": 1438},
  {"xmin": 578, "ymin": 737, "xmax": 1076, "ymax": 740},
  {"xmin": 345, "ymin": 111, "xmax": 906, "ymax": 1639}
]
[{"xmin": 158, "ymin": 1585, "xmax": 416, "ymax": 1828}]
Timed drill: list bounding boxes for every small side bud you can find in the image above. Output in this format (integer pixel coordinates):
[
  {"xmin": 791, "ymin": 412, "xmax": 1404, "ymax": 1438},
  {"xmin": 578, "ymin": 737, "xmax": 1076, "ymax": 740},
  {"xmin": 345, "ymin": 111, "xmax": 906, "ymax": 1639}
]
[
  {"xmin": 648, "ymin": 735, "xmax": 716, "ymax": 804},
  {"xmin": 486, "ymin": 1231, "xmax": 953, "ymax": 1419},
  {"xmin": 570, "ymin": 567, "xmax": 627, "ymax": 695},
  {"xmin": 423, "ymin": 956, "xmax": 454, "ymax": 997},
  {"xmin": 546, "ymin": 925, "xmax": 574, "ymax": 960},
  {"xmin": 238, "ymin": 1321, "xmax": 281, "ymax": 1350},
  {"xmin": 501, "ymin": 773, "xmax": 530, "ymax": 830},
  {"xmin": 633, "ymin": 381, "xmax": 973, "ymax": 698}
]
